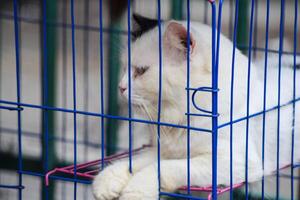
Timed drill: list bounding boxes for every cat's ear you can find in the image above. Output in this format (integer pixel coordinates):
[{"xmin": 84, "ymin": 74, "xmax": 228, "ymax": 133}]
[
  {"xmin": 163, "ymin": 21, "xmax": 196, "ymax": 54},
  {"xmin": 132, "ymin": 14, "xmax": 158, "ymax": 40}
]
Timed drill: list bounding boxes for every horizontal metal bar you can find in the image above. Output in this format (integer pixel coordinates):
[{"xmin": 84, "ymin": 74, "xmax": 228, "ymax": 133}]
[
  {"xmin": 19, "ymin": 170, "xmax": 92, "ymax": 185},
  {"xmin": 219, "ymin": 97, "xmax": 300, "ymax": 129},
  {"xmin": 293, "ymin": 164, "xmax": 300, "ymax": 169},
  {"xmin": 1, "ymin": 12, "xmax": 299, "ymax": 56},
  {"xmin": 0, "ymin": 184, "xmax": 25, "ymax": 190},
  {"xmin": 0, "ymin": 12, "xmax": 127, "ymax": 35},
  {"xmin": 0, "ymin": 99, "xmax": 212, "ymax": 133},
  {"xmin": 278, "ymin": 173, "xmax": 300, "ymax": 180},
  {"xmin": 0, "ymin": 127, "xmax": 125, "ymax": 150},
  {"xmin": 186, "ymin": 113, "xmax": 219, "ymax": 118},
  {"xmin": 1, "ymin": 96, "xmax": 299, "ymax": 137},
  {"xmin": 187, "ymin": 87, "xmax": 219, "ymax": 93},
  {"xmin": 3, "ymin": 97, "xmax": 299, "ymax": 133},
  {"xmin": 237, "ymin": 44, "xmax": 300, "ymax": 56},
  {"xmin": 0, "ymin": 105, "xmax": 23, "ymax": 111}
]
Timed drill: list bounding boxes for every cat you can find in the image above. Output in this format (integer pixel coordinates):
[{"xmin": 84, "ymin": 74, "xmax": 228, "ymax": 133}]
[{"xmin": 93, "ymin": 14, "xmax": 300, "ymax": 200}]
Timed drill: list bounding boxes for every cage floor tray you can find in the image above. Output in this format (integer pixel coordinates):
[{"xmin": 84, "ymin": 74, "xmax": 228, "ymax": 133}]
[{"xmin": 45, "ymin": 145, "xmax": 245, "ymax": 199}]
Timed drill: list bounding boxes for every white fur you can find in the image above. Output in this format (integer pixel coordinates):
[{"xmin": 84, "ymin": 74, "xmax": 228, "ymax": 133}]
[{"xmin": 93, "ymin": 20, "xmax": 300, "ymax": 200}]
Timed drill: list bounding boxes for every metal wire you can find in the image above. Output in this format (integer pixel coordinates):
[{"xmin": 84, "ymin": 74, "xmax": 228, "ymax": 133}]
[
  {"xmin": 70, "ymin": 0, "xmax": 78, "ymax": 198},
  {"xmin": 261, "ymin": 1, "xmax": 270, "ymax": 199},
  {"xmin": 157, "ymin": 0, "xmax": 163, "ymax": 194},
  {"xmin": 291, "ymin": 0, "xmax": 298, "ymax": 199},
  {"xmin": 245, "ymin": 1, "xmax": 255, "ymax": 198},
  {"xmin": 127, "ymin": 0, "xmax": 133, "ymax": 173},
  {"xmin": 1, "ymin": 1, "xmax": 299, "ymax": 200},
  {"xmin": 12, "ymin": 0, "xmax": 23, "ymax": 199},
  {"xmin": 229, "ymin": 1, "xmax": 239, "ymax": 199},
  {"xmin": 276, "ymin": 1, "xmax": 286, "ymax": 199}
]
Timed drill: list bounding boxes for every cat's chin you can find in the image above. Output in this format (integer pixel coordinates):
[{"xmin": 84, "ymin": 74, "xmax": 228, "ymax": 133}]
[
  {"xmin": 120, "ymin": 95, "xmax": 148, "ymax": 107},
  {"xmin": 120, "ymin": 98, "xmax": 144, "ymax": 108},
  {"xmin": 126, "ymin": 100, "xmax": 145, "ymax": 107}
]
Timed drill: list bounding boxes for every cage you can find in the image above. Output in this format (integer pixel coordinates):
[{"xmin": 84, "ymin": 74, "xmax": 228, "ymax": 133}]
[{"xmin": 0, "ymin": 0, "xmax": 299, "ymax": 200}]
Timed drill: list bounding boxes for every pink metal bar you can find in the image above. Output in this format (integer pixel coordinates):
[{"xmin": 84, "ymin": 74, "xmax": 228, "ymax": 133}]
[
  {"xmin": 179, "ymin": 186, "xmax": 214, "ymax": 192},
  {"xmin": 45, "ymin": 168, "xmax": 58, "ymax": 186},
  {"xmin": 45, "ymin": 145, "xmax": 291, "ymax": 199},
  {"xmin": 57, "ymin": 168, "xmax": 95, "ymax": 178},
  {"xmin": 45, "ymin": 145, "xmax": 151, "ymax": 186},
  {"xmin": 207, "ymin": 183, "xmax": 244, "ymax": 200},
  {"xmin": 85, "ymin": 169, "xmax": 100, "ymax": 175}
]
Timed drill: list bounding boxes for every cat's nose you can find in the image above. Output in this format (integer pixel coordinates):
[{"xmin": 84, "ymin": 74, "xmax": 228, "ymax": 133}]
[{"xmin": 119, "ymin": 85, "xmax": 127, "ymax": 94}]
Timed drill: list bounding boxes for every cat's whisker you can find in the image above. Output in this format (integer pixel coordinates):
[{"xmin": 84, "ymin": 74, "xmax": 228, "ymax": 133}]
[{"xmin": 140, "ymin": 102, "xmax": 162, "ymax": 143}]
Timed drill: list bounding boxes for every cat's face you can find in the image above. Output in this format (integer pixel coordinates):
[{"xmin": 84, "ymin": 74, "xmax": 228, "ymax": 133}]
[{"xmin": 119, "ymin": 18, "xmax": 199, "ymax": 119}]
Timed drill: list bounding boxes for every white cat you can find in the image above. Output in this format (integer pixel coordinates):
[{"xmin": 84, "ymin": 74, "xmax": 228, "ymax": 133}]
[{"xmin": 93, "ymin": 15, "xmax": 300, "ymax": 200}]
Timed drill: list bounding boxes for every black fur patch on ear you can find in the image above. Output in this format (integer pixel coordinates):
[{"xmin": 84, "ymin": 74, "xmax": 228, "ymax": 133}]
[{"xmin": 132, "ymin": 14, "xmax": 159, "ymax": 40}]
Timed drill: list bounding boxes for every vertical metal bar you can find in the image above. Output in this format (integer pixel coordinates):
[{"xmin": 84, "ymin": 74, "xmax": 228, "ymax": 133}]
[
  {"xmin": 229, "ymin": 1, "xmax": 239, "ymax": 199},
  {"xmin": 210, "ymin": 0, "xmax": 221, "ymax": 198},
  {"xmin": 41, "ymin": 0, "xmax": 57, "ymax": 199},
  {"xmin": 211, "ymin": 2, "xmax": 216, "ymax": 198},
  {"xmin": 213, "ymin": 1, "xmax": 223, "ymax": 199},
  {"xmin": 83, "ymin": 0, "xmax": 90, "ymax": 159},
  {"xmin": 261, "ymin": 0, "xmax": 270, "ymax": 199},
  {"xmin": 106, "ymin": 3, "xmax": 121, "ymax": 156},
  {"xmin": 12, "ymin": 0, "xmax": 23, "ymax": 199},
  {"xmin": 171, "ymin": 0, "xmax": 183, "ymax": 20},
  {"xmin": 291, "ymin": 0, "xmax": 298, "ymax": 199},
  {"xmin": 41, "ymin": 1, "xmax": 50, "ymax": 198},
  {"xmin": 70, "ymin": 0, "xmax": 78, "ymax": 198},
  {"xmin": 245, "ymin": 0, "xmax": 255, "ymax": 199},
  {"xmin": 186, "ymin": 0, "xmax": 191, "ymax": 195},
  {"xmin": 276, "ymin": 1, "xmax": 285, "ymax": 199},
  {"xmin": 0, "ymin": 4, "xmax": 2, "ymax": 156},
  {"xmin": 127, "ymin": 0, "xmax": 133, "ymax": 173},
  {"xmin": 18, "ymin": 0, "xmax": 22, "ymax": 73},
  {"xmin": 99, "ymin": 0, "xmax": 105, "ymax": 169},
  {"xmin": 83, "ymin": 0, "xmax": 90, "ymax": 198},
  {"xmin": 60, "ymin": 0, "xmax": 68, "ymax": 198},
  {"xmin": 237, "ymin": 0, "xmax": 249, "ymax": 51},
  {"xmin": 157, "ymin": 0, "xmax": 162, "ymax": 196}
]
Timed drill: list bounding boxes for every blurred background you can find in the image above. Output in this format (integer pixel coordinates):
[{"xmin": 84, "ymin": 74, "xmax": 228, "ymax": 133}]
[{"xmin": 0, "ymin": 0, "xmax": 299, "ymax": 199}]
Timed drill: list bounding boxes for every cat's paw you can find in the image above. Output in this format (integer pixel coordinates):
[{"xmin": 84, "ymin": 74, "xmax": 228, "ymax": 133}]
[
  {"xmin": 119, "ymin": 165, "xmax": 158, "ymax": 200},
  {"xmin": 92, "ymin": 163, "xmax": 131, "ymax": 200}
]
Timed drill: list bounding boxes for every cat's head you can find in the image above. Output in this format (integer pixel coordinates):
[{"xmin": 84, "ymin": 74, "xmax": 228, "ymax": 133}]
[{"xmin": 119, "ymin": 14, "xmax": 210, "ymax": 121}]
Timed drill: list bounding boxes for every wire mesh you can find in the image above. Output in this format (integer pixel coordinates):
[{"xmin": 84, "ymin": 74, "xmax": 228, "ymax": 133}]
[{"xmin": 0, "ymin": 0, "xmax": 299, "ymax": 200}]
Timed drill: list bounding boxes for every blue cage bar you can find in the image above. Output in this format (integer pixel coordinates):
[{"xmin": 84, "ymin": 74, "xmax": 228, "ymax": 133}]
[{"xmin": 0, "ymin": 0, "xmax": 299, "ymax": 200}]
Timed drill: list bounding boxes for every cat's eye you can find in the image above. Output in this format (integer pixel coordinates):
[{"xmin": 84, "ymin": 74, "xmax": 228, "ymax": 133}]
[{"xmin": 134, "ymin": 66, "xmax": 149, "ymax": 78}]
